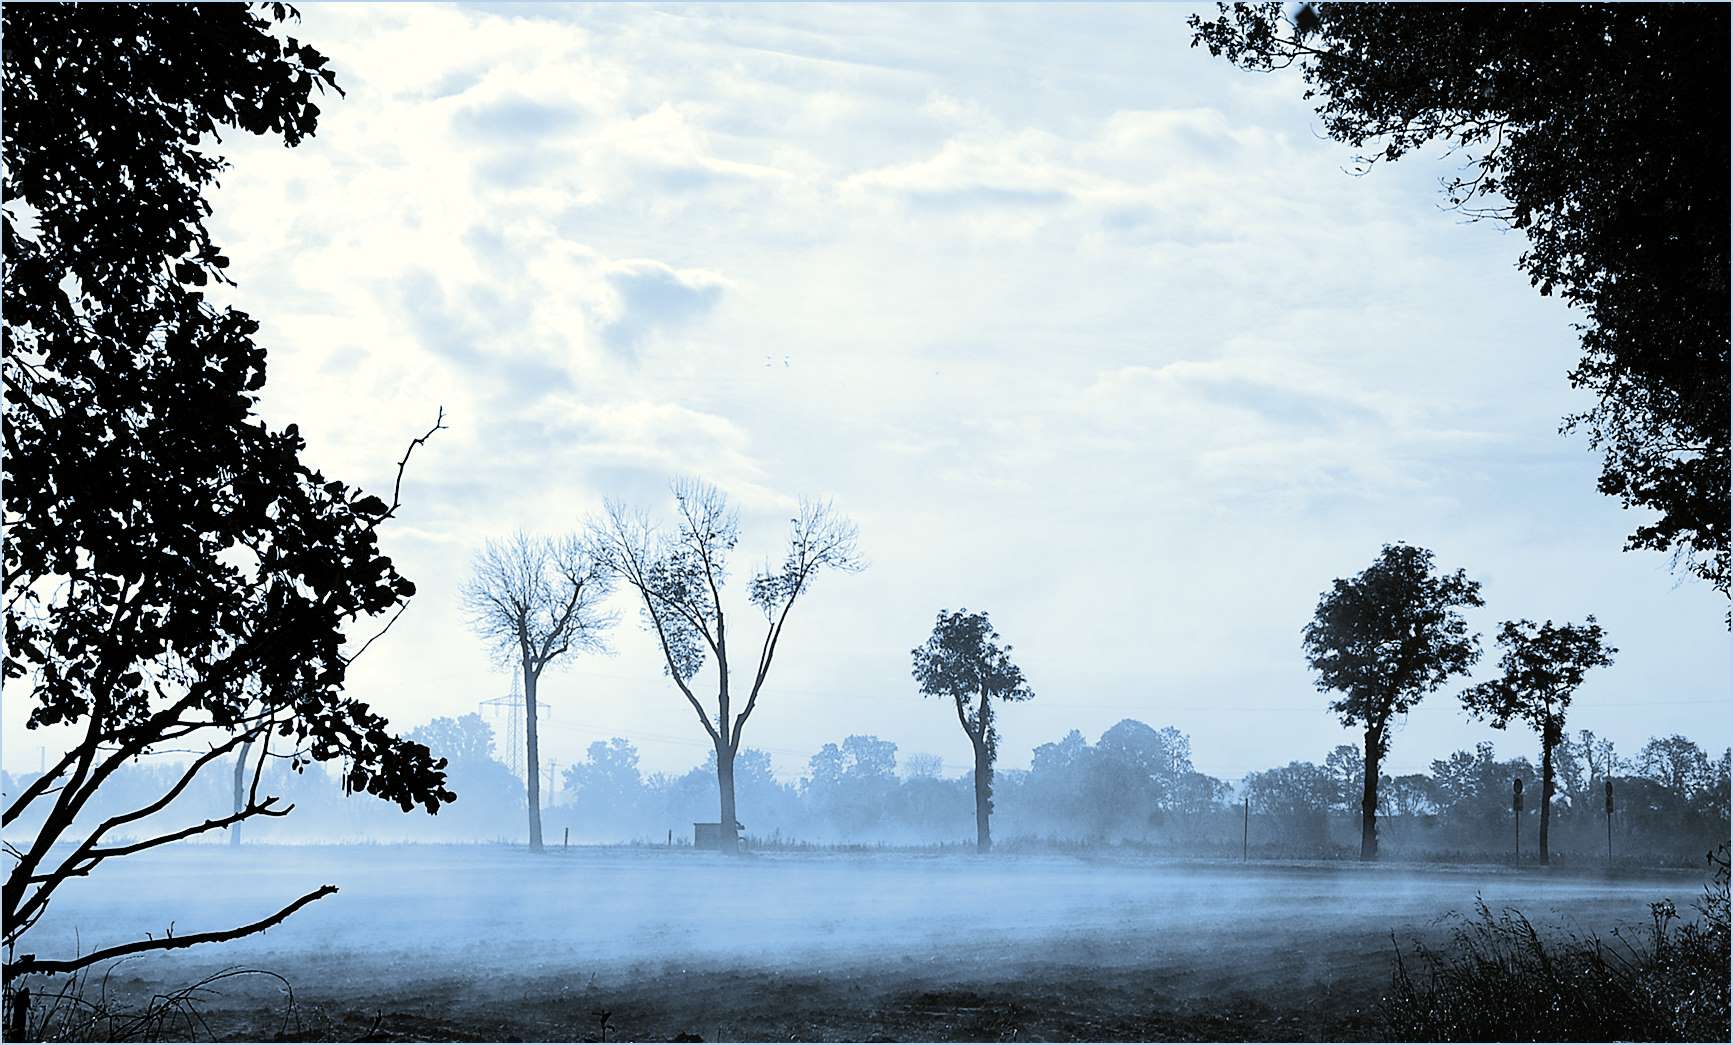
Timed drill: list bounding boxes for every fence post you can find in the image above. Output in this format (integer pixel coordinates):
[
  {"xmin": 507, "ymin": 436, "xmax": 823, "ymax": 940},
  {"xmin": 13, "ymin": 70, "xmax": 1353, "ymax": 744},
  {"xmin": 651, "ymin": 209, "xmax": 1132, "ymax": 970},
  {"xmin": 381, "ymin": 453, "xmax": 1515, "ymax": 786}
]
[{"xmin": 563, "ymin": 826, "xmax": 569, "ymax": 849}]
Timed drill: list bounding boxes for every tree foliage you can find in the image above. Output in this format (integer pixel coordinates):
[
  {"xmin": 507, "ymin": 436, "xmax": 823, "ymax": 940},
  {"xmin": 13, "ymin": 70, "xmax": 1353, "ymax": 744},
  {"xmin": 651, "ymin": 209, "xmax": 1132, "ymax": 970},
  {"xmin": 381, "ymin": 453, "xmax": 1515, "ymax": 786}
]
[
  {"xmin": 1460, "ymin": 618, "xmax": 1616, "ymax": 742},
  {"xmin": 910, "ymin": 609, "xmax": 1034, "ymax": 765},
  {"xmin": 1304, "ymin": 544, "xmax": 1484, "ymax": 728},
  {"xmin": 2, "ymin": 2, "xmax": 449, "ymax": 980},
  {"xmin": 1303, "ymin": 543, "xmax": 1482, "ymax": 858},
  {"xmin": 1190, "ymin": 3, "xmax": 1731, "ymax": 600}
]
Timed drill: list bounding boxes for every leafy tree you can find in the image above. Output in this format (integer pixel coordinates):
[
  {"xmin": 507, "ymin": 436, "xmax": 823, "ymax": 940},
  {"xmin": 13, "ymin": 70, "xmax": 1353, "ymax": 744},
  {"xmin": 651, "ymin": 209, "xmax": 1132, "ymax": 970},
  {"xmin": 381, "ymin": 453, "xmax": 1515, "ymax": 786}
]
[
  {"xmin": 1461, "ymin": 617, "xmax": 1615, "ymax": 864},
  {"xmin": 561, "ymin": 737, "xmax": 643, "ymax": 833},
  {"xmin": 590, "ymin": 479, "xmax": 861, "ymax": 854},
  {"xmin": 407, "ymin": 714, "xmax": 522, "ymax": 838},
  {"xmin": 2, "ymin": 3, "xmax": 451, "ymax": 980},
  {"xmin": 1189, "ymin": 4, "xmax": 1730, "ymax": 602},
  {"xmin": 805, "ymin": 735, "xmax": 899, "ymax": 835},
  {"xmin": 1381, "ymin": 773, "xmax": 1440, "ymax": 819},
  {"xmin": 1323, "ymin": 744, "xmax": 1365, "ymax": 813},
  {"xmin": 1303, "ymin": 543, "xmax": 1483, "ymax": 859},
  {"xmin": 910, "ymin": 609, "xmax": 1033, "ymax": 851},
  {"xmin": 409, "ymin": 713, "xmax": 497, "ymax": 767},
  {"xmin": 902, "ymin": 752, "xmax": 946, "ymax": 780},
  {"xmin": 462, "ymin": 531, "xmax": 615, "ymax": 850},
  {"xmin": 1241, "ymin": 761, "xmax": 1336, "ymax": 846},
  {"xmin": 1636, "ymin": 734, "xmax": 1715, "ymax": 802}
]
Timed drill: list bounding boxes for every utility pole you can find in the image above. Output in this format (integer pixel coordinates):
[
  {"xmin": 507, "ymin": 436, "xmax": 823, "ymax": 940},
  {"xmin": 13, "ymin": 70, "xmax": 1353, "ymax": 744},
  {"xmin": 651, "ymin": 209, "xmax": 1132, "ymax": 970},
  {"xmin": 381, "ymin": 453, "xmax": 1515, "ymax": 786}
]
[{"xmin": 1512, "ymin": 777, "xmax": 1524, "ymax": 867}]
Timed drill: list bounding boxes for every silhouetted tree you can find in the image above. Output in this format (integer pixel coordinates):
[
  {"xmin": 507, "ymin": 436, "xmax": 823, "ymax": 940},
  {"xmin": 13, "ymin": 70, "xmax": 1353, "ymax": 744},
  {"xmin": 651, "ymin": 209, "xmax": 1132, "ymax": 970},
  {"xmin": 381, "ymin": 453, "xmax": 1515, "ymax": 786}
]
[
  {"xmin": 1636, "ymin": 734, "xmax": 1716, "ymax": 804},
  {"xmin": 911, "ymin": 609, "xmax": 1033, "ymax": 851},
  {"xmin": 1461, "ymin": 617, "xmax": 1615, "ymax": 865},
  {"xmin": 462, "ymin": 532, "xmax": 615, "ymax": 850},
  {"xmin": 1303, "ymin": 543, "xmax": 1483, "ymax": 859},
  {"xmin": 2, "ymin": 3, "xmax": 452, "ymax": 981},
  {"xmin": 590, "ymin": 480, "xmax": 861, "ymax": 854},
  {"xmin": 1189, "ymin": 4, "xmax": 1730, "ymax": 602}
]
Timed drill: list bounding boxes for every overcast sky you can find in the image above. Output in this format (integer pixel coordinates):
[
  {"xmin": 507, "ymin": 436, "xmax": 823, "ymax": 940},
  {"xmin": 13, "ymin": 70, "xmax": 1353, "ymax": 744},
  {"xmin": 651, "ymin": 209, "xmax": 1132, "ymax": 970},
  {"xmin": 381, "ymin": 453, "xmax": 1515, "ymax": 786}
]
[{"xmin": 9, "ymin": 3, "xmax": 1727, "ymax": 786}]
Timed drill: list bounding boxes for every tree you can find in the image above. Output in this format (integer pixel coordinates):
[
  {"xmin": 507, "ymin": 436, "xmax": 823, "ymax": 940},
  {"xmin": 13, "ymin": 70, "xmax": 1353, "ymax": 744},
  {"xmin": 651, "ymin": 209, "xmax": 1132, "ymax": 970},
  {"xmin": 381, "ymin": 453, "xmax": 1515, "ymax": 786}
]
[
  {"xmin": 1190, "ymin": 4, "xmax": 1730, "ymax": 603},
  {"xmin": 1303, "ymin": 543, "xmax": 1483, "ymax": 860},
  {"xmin": 1241, "ymin": 761, "xmax": 1337, "ymax": 846},
  {"xmin": 1323, "ymin": 744, "xmax": 1366, "ymax": 814},
  {"xmin": 409, "ymin": 713, "xmax": 497, "ymax": 766},
  {"xmin": 1636, "ymin": 734, "xmax": 1714, "ymax": 801},
  {"xmin": 1461, "ymin": 618, "xmax": 1615, "ymax": 865},
  {"xmin": 910, "ymin": 609, "xmax": 1034, "ymax": 851},
  {"xmin": 903, "ymin": 753, "xmax": 946, "ymax": 780},
  {"xmin": 408, "ymin": 714, "xmax": 523, "ymax": 839},
  {"xmin": 590, "ymin": 479, "xmax": 862, "ymax": 855},
  {"xmin": 2, "ymin": 3, "xmax": 452, "ymax": 981},
  {"xmin": 805, "ymin": 735, "xmax": 899, "ymax": 836},
  {"xmin": 562, "ymin": 737, "xmax": 643, "ymax": 833},
  {"xmin": 462, "ymin": 532, "xmax": 615, "ymax": 850}
]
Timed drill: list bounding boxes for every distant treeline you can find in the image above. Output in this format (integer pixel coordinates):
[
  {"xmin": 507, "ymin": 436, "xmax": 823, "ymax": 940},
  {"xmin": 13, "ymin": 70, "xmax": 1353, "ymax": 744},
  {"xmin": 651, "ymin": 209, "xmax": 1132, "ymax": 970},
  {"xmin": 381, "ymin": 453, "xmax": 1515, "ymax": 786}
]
[{"xmin": 5, "ymin": 715, "xmax": 1724, "ymax": 864}]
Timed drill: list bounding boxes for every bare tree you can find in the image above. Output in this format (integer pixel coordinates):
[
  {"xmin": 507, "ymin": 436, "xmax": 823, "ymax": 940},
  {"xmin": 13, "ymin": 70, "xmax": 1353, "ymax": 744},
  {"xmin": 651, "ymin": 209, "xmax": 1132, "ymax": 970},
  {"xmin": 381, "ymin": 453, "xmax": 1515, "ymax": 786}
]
[
  {"xmin": 589, "ymin": 478, "xmax": 862, "ymax": 855},
  {"xmin": 462, "ymin": 532, "xmax": 615, "ymax": 850}
]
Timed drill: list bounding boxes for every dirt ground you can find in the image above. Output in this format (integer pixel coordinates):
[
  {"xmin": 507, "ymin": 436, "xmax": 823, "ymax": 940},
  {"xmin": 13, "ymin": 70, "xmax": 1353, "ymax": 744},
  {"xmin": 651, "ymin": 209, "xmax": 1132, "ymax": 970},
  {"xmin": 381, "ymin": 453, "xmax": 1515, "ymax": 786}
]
[{"xmin": 27, "ymin": 846, "xmax": 1701, "ymax": 1042}]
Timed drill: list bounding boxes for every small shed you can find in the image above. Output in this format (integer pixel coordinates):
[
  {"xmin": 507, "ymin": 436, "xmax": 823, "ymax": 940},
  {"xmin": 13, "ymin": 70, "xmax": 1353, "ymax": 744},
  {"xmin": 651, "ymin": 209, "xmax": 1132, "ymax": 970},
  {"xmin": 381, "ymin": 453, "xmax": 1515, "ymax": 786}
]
[{"xmin": 692, "ymin": 820, "xmax": 745, "ymax": 850}]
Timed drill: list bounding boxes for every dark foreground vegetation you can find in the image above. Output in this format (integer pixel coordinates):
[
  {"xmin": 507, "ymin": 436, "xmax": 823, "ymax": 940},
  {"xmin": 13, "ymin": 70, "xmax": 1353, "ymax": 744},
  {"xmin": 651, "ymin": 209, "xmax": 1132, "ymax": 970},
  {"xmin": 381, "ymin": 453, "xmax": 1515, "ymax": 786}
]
[{"xmin": 1384, "ymin": 846, "xmax": 1730, "ymax": 1042}]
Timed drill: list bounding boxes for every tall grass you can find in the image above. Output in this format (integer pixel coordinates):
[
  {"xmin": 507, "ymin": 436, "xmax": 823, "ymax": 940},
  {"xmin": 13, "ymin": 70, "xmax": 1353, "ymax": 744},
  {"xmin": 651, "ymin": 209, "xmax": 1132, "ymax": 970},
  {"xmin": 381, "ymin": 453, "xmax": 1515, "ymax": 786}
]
[{"xmin": 1382, "ymin": 844, "xmax": 1730, "ymax": 1041}]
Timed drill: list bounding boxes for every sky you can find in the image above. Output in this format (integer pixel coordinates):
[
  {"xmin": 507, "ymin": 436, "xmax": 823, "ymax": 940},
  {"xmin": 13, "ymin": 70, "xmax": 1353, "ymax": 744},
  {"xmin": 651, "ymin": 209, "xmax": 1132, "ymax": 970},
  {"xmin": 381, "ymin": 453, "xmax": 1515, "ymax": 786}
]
[{"xmin": 7, "ymin": 3, "xmax": 1728, "ymax": 787}]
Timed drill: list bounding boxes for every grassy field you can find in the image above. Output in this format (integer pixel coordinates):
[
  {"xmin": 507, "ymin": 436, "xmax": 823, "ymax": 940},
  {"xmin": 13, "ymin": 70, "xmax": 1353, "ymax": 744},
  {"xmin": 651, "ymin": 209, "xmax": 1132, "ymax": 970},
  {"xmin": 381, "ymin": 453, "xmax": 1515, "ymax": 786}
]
[{"xmin": 20, "ymin": 845, "xmax": 1707, "ymax": 1041}]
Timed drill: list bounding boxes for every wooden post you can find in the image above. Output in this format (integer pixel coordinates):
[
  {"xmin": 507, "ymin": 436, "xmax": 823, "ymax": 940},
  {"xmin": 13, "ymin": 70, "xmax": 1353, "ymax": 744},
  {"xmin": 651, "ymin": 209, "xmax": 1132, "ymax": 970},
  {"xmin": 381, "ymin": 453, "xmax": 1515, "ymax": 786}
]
[
  {"xmin": 563, "ymin": 826, "xmax": 569, "ymax": 849},
  {"xmin": 1241, "ymin": 796, "xmax": 1249, "ymax": 862},
  {"xmin": 1512, "ymin": 777, "xmax": 1524, "ymax": 866}
]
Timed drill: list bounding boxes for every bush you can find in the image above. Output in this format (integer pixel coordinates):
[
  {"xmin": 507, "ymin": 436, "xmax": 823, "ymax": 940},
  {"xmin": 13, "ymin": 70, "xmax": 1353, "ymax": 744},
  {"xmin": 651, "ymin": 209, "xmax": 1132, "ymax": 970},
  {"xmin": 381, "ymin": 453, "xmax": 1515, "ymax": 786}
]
[{"xmin": 1382, "ymin": 845, "xmax": 1730, "ymax": 1041}]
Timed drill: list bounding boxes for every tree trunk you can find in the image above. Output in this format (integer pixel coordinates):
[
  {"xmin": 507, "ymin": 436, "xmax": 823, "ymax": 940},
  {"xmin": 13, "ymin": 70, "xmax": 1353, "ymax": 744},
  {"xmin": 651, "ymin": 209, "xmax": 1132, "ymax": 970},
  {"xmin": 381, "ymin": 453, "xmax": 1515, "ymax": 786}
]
[
  {"xmin": 229, "ymin": 738, "xmax": 252, "ymax": 847},
  {"xmin": 524, "ymin": 661, "xmax": 543, "ymax": 851},
  {"xmin": 716, "ymin": 742, "xmax": 740, "ymax": 855},
  {"xmin": 972, "ymin": 735, "xmax": 992, "ymax": 853},
  {"xmin": 1539, "ymin": 728, "xmax": 1555, "ymax": 867},
  {"xmin": 1360, "ymin": 726, "xmax": 1382, "ymax": 861}
]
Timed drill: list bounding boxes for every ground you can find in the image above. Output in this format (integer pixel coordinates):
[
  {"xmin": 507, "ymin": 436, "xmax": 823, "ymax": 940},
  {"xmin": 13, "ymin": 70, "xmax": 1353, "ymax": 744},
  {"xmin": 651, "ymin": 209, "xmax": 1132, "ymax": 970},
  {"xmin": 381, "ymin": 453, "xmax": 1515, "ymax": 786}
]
[{"xmin": 19, "ymin": 846, "xmax": 1702, "ymax": 1041}]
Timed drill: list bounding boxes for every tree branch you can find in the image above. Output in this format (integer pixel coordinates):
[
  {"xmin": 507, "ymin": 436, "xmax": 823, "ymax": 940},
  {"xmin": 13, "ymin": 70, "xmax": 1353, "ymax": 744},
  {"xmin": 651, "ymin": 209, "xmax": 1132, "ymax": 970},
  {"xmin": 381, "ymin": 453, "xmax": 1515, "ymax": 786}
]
[{"xmin": 5, "ymin": 885, "xmax": 338, "ymax": 981}]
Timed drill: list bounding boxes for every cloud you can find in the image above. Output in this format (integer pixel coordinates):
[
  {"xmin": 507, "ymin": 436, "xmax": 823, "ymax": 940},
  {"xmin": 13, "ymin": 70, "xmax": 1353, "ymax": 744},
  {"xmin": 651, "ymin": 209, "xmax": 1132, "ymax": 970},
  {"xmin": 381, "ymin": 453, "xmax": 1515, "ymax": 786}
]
[
  {"xmin": 452, "ymin": 94, "xmax": 583, "ymax": 140},
  {"xmin": 598, "ymin": 259, "xmax": 731, "ymax": 355}
]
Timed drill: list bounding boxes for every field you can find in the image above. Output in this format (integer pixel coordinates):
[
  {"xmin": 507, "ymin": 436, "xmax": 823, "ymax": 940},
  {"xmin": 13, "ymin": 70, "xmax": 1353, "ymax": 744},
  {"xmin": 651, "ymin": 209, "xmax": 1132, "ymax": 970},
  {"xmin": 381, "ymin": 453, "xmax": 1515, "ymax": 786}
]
[{"xmin": 24, "ymin": 845, "xmax": 1705, "ymax": 1042}]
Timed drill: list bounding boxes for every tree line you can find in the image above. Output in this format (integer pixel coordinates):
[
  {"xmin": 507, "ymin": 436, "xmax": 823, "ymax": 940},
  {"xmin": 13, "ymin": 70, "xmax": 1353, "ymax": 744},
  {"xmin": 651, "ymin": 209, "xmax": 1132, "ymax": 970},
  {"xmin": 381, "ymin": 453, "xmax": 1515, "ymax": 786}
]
[{"xmin": 12, "ymin": 712, "xmax": 1722, "ymax": 865}]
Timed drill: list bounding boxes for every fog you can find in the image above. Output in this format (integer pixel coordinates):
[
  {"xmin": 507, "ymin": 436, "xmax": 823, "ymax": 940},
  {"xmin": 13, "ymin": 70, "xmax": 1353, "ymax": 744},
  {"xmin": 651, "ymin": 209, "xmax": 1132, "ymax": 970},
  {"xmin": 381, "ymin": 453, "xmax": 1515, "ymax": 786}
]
[{"xmin": 31, "ymin": 845, "xmax": 1693, "ymax": 985}]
